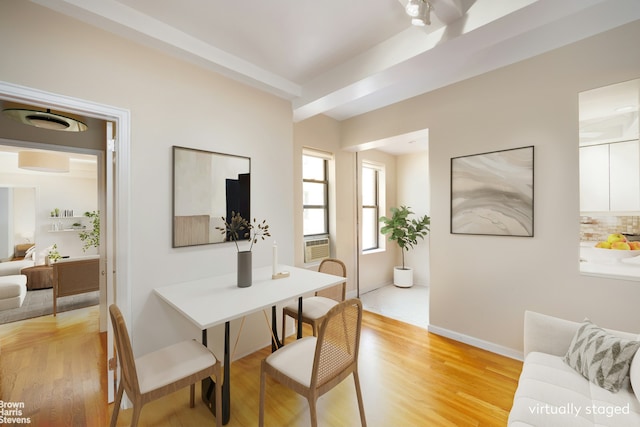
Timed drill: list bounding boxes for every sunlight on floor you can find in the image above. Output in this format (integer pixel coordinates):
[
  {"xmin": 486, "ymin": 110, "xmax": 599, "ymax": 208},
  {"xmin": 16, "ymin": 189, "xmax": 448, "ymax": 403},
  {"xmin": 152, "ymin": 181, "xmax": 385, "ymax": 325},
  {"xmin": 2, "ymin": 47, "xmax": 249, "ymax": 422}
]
[{"xmin": 360, "ymin": 284, "xmax": 429, "ymax": 329}]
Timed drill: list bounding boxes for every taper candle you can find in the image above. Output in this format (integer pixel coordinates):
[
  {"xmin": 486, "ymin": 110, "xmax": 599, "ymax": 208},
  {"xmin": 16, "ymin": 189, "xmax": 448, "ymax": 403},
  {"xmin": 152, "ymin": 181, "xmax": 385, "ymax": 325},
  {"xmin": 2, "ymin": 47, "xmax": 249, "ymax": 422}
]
[{"xmin": 272, "ymin": 241, "xmax": 278, "ymax": 276}]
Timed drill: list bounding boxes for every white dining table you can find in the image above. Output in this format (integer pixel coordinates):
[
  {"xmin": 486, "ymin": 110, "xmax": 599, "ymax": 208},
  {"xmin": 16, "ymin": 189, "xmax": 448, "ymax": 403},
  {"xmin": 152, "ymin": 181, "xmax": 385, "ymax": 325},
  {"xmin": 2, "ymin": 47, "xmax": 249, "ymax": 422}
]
[{"xmin": 154, "ymin": 265, "xmax": 345, "ymax": 425}]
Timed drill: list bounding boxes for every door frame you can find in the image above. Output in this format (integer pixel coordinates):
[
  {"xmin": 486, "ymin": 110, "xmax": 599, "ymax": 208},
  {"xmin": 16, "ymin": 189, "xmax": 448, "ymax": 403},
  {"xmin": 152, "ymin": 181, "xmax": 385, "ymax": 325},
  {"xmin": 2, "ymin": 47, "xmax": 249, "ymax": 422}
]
[{"xmin": 0, "ymin": 80, "xmax": 131, "ymax": 402}]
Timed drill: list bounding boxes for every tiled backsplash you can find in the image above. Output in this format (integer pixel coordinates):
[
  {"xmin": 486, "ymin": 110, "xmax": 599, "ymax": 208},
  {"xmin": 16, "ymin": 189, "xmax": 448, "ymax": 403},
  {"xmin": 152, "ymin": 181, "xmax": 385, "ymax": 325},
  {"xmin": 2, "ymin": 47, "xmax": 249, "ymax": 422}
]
[{"xmin": 580, "ymin": 216, "xmax": 640, "ymax": 241}]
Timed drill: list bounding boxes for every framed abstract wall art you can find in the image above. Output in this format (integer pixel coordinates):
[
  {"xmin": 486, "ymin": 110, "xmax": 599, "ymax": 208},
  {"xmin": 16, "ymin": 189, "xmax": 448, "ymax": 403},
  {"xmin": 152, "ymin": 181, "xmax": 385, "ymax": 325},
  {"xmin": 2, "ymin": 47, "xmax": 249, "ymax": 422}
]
[
  {"xmin": 172, "ymin": 146, "xmax": 251, "ymax": 247},
  {"xmin": 450, "ymin": 146, "xmax": 534, "ymax": 237}
]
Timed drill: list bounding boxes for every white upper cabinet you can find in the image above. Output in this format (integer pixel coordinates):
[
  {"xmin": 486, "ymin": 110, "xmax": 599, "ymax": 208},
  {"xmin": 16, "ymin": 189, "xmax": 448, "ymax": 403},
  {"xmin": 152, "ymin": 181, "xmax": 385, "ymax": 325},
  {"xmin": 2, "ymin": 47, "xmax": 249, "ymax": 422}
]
[
  {"xmin": 579, "ymin": 144, "xmax": 610, "ymax": 212},
  {"xmin": 610, "ymin": 141, "xmax": 640, "ymax": 211},
  {"xmin": 579, "ymin": 79, "xmax": 640, "ymax": 213}
]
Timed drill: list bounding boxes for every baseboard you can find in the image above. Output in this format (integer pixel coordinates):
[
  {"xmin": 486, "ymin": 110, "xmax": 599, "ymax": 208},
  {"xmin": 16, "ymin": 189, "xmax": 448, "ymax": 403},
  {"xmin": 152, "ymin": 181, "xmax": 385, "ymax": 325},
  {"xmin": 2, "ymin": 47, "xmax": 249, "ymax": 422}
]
[{"xmin": 427, "ymin": 324, "xmax": 524, "ymax": 361}]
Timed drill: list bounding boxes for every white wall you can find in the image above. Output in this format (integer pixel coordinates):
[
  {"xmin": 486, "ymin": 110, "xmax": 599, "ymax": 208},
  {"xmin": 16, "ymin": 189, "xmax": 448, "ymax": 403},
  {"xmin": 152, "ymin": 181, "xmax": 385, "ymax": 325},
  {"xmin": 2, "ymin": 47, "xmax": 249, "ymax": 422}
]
[
  {"xmin": 397, "ymin": 151, "xmax": 430, "ymax": 286},
  {"xmin": 293, "ymin": 115, "xmax": 358, "ymax": 290},
  {"xmin": 0, "ymin": 187, "xmax": 10, "ymax": 259},
  {"xmin": 293, "ymin": 119, "xmax": 427, "ymax": 294},
  {"xmin": 0, "ymin": 154, "xmax": 98, "ymax": 260},
  {"xmin": 340, "ymin": 21, "xmax": 640, "ymax": 356},
  {"xmin": 358, "ymin": 149, "xmax": 398, "ymax": 293},
  {"xmin": 0, "ymin": 1, "xmax": 294, "ymax": 359}
]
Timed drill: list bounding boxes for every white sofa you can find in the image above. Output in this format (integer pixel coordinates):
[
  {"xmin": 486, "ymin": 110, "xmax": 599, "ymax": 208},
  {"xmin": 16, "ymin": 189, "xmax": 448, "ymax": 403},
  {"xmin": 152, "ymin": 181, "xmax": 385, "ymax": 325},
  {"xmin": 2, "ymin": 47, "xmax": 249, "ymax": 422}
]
[
  {"xmin": 0, "ymin": 274, "xmax": 27, "ymax": 310},
  {"xmin": 508, "ymin": 311, "xmax": 640, "ymax": 426},
  {"xmin": 0, "ymin": 259, "xmax": 35, "ymax": 276}
]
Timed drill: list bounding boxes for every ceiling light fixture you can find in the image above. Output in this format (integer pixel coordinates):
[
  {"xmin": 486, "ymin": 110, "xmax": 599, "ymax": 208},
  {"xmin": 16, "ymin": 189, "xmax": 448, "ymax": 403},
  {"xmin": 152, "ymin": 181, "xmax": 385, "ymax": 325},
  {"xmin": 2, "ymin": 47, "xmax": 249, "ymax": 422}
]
[
  {"xmin": 615, "ymin": 105, "xmax": 638, "ymax": 113},
  {"xmin": 406, "ymin": 0, "xmax": 432, "ymax": 26},
  {"xmin": 2, "ymin": 108, "xmax": 88, "ymax": 132},
  {"xmin": 18, "ymin": 151, "xmax": 70, "ymax": 173}
]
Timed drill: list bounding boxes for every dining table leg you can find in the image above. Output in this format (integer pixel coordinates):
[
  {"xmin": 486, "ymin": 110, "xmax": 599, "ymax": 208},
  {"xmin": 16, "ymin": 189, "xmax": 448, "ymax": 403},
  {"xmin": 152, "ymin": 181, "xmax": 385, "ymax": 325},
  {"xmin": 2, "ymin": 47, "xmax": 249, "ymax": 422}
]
[
  {"xmin": 271, "ymin": 306, "xmax": 283, "ymax": 351},
  {"xmin": 201, "ymin": 322, "xmax": 231, "ymax": 425},
  {"xmin": 297, "ymin": 296, "xmax": 303, "ymax": 339},
  {"xmin": 270, "ymin": 296, "xmax": 303, "ymax": 351}
]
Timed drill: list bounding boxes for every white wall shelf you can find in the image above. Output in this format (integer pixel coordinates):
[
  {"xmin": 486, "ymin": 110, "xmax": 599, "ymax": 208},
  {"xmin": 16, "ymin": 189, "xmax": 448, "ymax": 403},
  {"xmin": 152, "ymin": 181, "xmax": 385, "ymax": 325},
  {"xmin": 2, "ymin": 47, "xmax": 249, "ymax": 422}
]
[{"xmin": 49, "ymin": 213, "xmax": 87, "ymax": 232}]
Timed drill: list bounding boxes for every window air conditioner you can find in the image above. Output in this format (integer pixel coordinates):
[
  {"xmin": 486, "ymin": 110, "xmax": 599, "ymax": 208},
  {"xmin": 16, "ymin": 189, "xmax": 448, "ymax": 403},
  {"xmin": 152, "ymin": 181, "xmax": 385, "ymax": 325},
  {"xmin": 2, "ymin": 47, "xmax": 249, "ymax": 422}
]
[{"xmin": 304, "ymin": 238, "xmax": 330, "ymax": 263}]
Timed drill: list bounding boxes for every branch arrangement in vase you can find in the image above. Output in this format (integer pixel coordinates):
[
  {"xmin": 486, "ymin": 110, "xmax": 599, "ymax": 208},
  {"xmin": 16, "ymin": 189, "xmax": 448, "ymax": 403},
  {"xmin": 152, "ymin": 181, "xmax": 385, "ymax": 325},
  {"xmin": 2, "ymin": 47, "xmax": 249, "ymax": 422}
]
[{"xmin": 216, "ymin": 212, "xmax": 271, "ymax": 252}]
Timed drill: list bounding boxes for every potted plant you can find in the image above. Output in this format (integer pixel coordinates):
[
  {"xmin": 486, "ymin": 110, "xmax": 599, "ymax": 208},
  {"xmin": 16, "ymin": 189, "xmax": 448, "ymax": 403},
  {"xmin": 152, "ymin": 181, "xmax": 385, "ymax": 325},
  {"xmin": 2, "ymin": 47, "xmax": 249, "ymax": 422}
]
[
  {"xmin": 78, "ymin": 210, "xmax": 100, "ymax": 252},
  {"xmin": 47, "ymin": 243, "xmax": 62, "ymax": 265},
  {"xmin": 216, "ymin": 211, "xmax": 271, "ymax": 287},
  {"xmin": 379, "ymin": 206, "xmax": 430, "ymax": 288}
]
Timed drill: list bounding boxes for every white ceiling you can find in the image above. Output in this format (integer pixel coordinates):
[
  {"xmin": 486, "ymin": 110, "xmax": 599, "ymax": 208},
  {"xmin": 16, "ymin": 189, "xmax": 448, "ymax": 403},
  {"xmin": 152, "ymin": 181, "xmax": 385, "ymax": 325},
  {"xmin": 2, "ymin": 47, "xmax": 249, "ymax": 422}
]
[
  {"xmin": 14, "ymin": 0, "xmax": 640, "ymax": 156},
  {"xmin": 31, "ymin": 0, "xmax": 640, "ymax": 124}
]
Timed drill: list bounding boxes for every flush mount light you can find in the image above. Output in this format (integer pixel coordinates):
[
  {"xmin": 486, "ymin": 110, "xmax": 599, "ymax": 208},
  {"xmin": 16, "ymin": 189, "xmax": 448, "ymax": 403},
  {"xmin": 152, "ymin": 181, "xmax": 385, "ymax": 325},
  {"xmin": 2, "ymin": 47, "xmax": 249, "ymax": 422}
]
[
  {"xmin": 615, "ymin": 105, "xmax": 638, "ymax": 113},
  {"xmin": 18, "ymin": 150, "xmax": 70, "ymax": 173},
  {"xmin": 406, "ymin": 0, "xmax": 432, "ymax": 26},
  {"xmin": 2, "ymin": 108, "xmax": 88, "ymax": 132}
]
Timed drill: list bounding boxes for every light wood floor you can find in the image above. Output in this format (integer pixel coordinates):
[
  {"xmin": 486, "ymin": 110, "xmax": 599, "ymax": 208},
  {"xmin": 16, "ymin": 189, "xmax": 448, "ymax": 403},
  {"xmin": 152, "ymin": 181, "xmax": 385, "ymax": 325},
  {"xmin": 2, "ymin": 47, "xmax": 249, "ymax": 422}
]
[{"xmin": 0, "ymin": 305, "xmax": 522, "ymax": 426}]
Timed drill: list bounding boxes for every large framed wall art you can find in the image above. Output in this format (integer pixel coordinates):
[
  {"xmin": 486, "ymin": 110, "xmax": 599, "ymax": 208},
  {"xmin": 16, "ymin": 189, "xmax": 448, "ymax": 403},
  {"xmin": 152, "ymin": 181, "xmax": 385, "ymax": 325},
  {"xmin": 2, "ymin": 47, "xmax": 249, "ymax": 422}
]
[
  {"xmin": 450, "ymin": 145, "xmax": 534, "ymax": 237},
  {"xmin": 173, "ymin": 146, "xmax": 251, "ymax": 247}
]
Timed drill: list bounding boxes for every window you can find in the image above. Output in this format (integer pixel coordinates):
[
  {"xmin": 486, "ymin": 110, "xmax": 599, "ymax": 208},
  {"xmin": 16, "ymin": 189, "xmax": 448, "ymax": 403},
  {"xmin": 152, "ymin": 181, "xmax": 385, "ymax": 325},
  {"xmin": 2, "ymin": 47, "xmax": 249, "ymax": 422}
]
[
  {"xmin": 362, "ymin": 162, "xmax": 382, "ymax": 251},
  {"xmin": 303, "ymin": 152, "xmax": 329, "ymax": 236}
]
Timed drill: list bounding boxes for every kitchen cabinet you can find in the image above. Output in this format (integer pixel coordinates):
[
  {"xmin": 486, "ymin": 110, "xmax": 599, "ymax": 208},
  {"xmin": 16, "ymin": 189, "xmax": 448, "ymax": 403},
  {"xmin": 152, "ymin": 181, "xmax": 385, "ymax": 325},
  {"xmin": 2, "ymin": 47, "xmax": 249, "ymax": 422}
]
[
  {"xmin": 610, "ymin": 141, "xmax": 640, "ymax": 211},
  {"xmin": 580, "ymin": 140, "xmax": 640, "ymax": 212},
  {"xmin": 580, "ymin": 144, "xmax": 609, "ymax": 212}
]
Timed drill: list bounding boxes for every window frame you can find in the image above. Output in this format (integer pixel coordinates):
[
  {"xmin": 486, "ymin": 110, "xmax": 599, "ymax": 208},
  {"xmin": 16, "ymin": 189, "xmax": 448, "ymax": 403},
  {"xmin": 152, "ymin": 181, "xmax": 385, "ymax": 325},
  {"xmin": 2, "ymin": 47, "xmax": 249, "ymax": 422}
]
[
  {"xmin": 303, "ymin": 152, "xmax": 330, "ymax": 237},
  {"xmin": 361, "ymin": 162, "xmax": 383, "ymax": 252}
]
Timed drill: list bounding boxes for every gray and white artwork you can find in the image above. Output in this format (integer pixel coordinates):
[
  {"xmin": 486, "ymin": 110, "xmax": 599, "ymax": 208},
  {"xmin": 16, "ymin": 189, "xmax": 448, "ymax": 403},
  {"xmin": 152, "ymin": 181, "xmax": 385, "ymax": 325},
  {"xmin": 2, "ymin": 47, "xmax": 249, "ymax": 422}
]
[{"xmin": 451, "ymin": 146, "xmax": 534, "ymax": 236}]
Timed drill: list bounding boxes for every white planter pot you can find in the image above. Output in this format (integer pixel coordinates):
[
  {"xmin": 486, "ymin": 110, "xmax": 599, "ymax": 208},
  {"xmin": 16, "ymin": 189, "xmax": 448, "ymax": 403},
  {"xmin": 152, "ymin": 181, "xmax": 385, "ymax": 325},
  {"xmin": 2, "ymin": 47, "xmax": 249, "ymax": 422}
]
[{"xmin": 393, "ymin": 267, "xmax": 413, "ymax": 288}]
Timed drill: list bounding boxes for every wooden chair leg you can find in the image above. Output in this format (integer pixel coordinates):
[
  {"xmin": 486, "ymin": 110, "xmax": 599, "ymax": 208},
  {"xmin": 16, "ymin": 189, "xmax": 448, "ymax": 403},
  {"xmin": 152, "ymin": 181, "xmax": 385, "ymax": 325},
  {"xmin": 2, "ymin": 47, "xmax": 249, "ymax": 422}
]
[
  {"xmin": 130, "ymin": 404, "xmax": 143, "ymax": 427},
  {"xmin": 259, "ymin": 363, "xmax": 267, "ymax": 427},
  {"xmin": 308, "ymin": 397, "xmax": 318, "ymax": 427},
  {"xmin": 353, "ymin": 370, "xmax": 367, "ymax": 427},
  {"xmin": 190, "ymin": 383, "xmax": 195, "ymax": 408},
  {"xmin": 110, "ymin": 382, "xmax": 124, "ymax": 427}
]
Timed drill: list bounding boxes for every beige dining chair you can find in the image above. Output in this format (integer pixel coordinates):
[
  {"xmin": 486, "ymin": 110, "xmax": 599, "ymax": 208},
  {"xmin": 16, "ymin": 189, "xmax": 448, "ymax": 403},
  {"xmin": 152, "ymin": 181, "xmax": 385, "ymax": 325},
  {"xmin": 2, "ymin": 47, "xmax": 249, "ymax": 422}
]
[
  {"xmin": 282, "ymin": 258, "xmax": 346, "ymax": 340},
  {"xmin": 109, "ymin": 304, "xmax": 222, "ymax": 427},
  {"xmin": 261, "ymin": 298, "xmax": 366, "ymax": 427}
]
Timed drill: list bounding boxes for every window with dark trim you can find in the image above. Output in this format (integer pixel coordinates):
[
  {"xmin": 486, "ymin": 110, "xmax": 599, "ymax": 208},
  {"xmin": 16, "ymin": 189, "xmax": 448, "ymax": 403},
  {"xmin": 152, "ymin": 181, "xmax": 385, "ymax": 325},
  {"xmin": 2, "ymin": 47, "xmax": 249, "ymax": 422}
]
[
  {"xmin": 303, "ymin": 154, "xmax": 329, "ymax": 236},
  {"xmin": 362, "ymin": 163, "xmax": 380, "ymax": 250}
]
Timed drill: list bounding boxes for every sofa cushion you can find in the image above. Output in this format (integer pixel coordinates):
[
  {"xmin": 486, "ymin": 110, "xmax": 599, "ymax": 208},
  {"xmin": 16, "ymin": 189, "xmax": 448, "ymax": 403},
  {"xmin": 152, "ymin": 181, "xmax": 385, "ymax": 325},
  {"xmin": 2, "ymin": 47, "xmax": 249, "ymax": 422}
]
[
  {"xmin": 564, "ymin": 320, "xmax": 640, "ymax": 393},
  {"xmin": 630, "ymin": 351, "xmax": 640, "ymax": 404},
  {"xmin": 509, "ymin": 352, "xmax": 640, "ymax": 426},
  {"xmin": 0, "ymin": 275, "xmax": 27, "ymax": 298},
  {"xmin": 0, "ymin": 260, "xmax": 35, "ymax": 276}
]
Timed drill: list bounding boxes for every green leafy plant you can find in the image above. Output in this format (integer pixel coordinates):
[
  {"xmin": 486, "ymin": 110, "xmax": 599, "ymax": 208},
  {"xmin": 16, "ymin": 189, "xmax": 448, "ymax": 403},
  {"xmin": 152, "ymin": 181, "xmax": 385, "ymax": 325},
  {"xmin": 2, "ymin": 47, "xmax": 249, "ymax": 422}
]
[
  {"xmin": 78, "ymin": 210, "xmax": 100, "ymax": 252},
  {"xmin": 48, "ymin": 244, "xmax": 62, "ymax": 263},
  {"xmin": 379, "ymin": 206, "xmax": 430, "ymax": 270},
  {"xmin": 216, "ymin": 211, "xmax": 271, "ymax": 252}
]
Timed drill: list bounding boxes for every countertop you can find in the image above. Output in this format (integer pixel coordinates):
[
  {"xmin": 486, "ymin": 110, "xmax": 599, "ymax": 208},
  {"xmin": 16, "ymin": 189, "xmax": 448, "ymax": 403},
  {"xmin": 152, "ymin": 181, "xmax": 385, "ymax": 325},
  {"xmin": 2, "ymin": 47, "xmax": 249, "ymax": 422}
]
[{"xmin": 580, "ymin": 242, "xmax": 640, "ymax": 281}]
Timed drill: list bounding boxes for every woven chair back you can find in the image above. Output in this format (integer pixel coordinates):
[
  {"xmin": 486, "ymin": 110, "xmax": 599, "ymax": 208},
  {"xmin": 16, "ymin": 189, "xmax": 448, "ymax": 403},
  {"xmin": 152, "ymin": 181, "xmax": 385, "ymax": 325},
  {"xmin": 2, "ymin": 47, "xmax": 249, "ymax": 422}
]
[
  {"xmin": 315, "ymin": 258, "xmax": 346, "ymax": 302},
  {"xmin": 313, "ymin": 298, "xmax": 362, "ymax": 388},
  {"xmin": 109, "ymin": 304, "xmax": 140, "ymax": 398}
]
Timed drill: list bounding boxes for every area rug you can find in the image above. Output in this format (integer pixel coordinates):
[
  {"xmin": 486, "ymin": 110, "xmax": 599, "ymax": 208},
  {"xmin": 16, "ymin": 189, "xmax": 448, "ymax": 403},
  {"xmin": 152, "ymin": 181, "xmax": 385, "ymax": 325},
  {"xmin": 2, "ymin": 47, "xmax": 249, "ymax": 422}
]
[{"xmin": 0, "ymin": 288, "xmax": 99, "ymax": 324}]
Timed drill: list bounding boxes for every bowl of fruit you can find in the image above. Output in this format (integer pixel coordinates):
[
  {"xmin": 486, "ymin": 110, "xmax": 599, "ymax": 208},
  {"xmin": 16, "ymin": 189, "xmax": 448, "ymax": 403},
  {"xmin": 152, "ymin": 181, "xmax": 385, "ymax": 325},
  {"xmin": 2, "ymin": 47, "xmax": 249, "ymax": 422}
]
[{"xmin": 581, "ymin": 233, "xmax": 640, "ymax": 264}]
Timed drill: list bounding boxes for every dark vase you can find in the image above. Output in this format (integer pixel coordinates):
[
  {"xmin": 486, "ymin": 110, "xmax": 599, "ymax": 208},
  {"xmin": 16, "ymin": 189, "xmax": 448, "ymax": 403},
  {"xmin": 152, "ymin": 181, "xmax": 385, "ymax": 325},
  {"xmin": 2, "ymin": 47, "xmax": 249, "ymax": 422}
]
[{"xmin": 237, "ymin": 250, "xmax": 252, "ymax": 287}]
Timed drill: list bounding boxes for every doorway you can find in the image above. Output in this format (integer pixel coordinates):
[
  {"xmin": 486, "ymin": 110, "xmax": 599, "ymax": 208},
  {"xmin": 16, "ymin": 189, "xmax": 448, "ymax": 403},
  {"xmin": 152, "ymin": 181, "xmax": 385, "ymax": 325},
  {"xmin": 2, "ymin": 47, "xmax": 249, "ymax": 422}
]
[
  {"xmin": 353, "ymin": 129, "xmax": 431, "ymax": 328},
  {"xmin": 0, "ymin": 143, "xmax": 100, "ymax": 324},
  {"xmin": 0, "ymin": 80, "xmax": 131, "ymax": 403}
]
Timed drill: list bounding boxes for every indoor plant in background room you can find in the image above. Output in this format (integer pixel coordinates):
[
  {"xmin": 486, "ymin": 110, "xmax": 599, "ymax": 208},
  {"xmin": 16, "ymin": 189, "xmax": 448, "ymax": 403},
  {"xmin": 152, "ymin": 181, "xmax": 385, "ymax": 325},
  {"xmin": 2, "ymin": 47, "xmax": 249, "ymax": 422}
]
[
  {"xmin": 217, "ymin": 211, "xmax": 271, "ymax": 287},
  {"xmin": 380, "ymin": 206, "xmax": 430, "ymax": 288},
  {"xmin": 46, "ymin": 244, "xmax": 62, "ymax": 265},
  {"xmin": 78, "ymin": 210, "xmax": 100, "ymax": 252}
]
